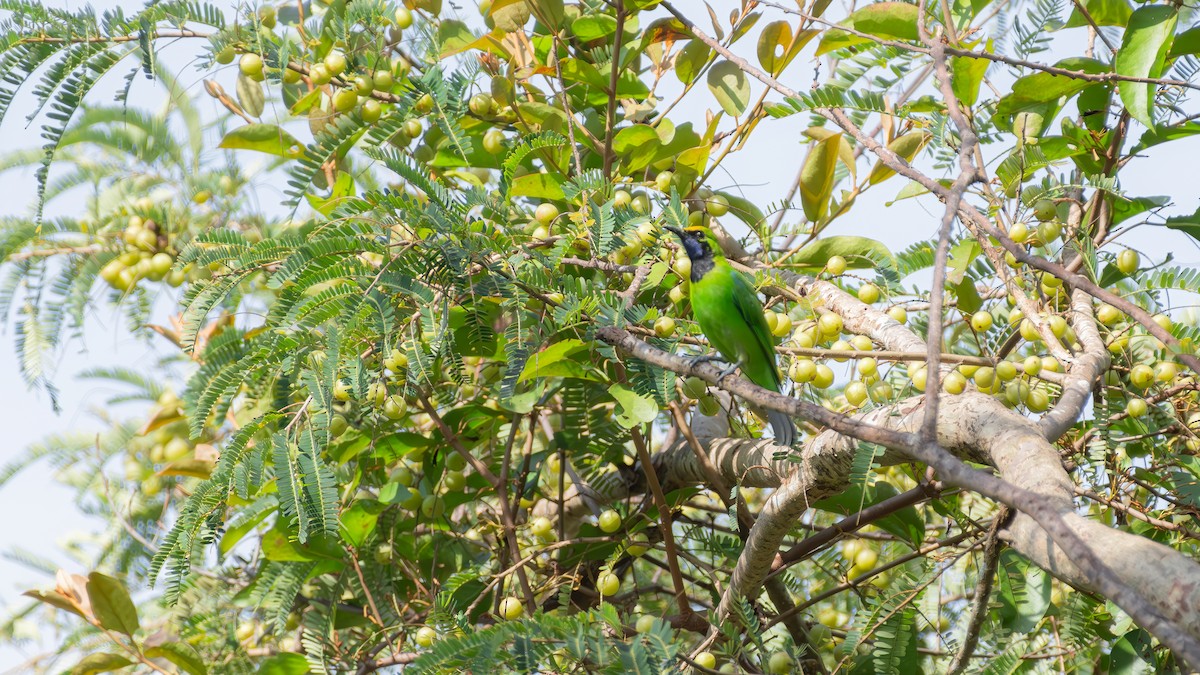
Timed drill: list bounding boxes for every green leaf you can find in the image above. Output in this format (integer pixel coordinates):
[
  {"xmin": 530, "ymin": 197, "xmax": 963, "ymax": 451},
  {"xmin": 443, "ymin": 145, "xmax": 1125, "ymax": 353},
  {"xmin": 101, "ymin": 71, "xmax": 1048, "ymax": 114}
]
[
  {"xmin": 528, "ymin": 0, "xmax": 565, "ymax": 29},
  {"xmin": 947, "ymin": 238, "xmax": 981, "ymax": 285},
  {"xmin": 68, "ymin": 653, "xmax": 133, "ymax": 675},
  {"xmin": 236, "ymin": 73, "xmax": 265, "ymax": 118},
  {"xmin": 1064, "ymin": 0, "xmax": 1131, "ymax": 27},
  {"xmin": 1165, "ymin": 208, "xmax": 1200, "ymax": 244},
  {"xmin": 519, "ymin": 339, "xmax": 594, "ymax": 382},
  {"xmin": 788, "ymin": 235, "xmax": 896, "ymax": 272},
  {"xmin": 867, "ymin": 131, "xmax": 930, "ymax": 185},
  {"xmin": 86, "ymin": 572, "xmax": 139, "ymax": 636},
  {"xmin": 145, "ymin": 642, "xmax": 207, "ymax": 675},
  {"xmin": 799, "ymin": 133, "xmax": 841, "ymax": 221},
  {"xmin": 612, "ymin": 124, "xmax": 663, "ymax": 171},
  {"xmin": 816, "ymin": 2, "xmax": 920, "ymax": 55},
  {"xmin": 706, "ymin": 60, "xmax": 751, "ymax": 117},
  {"xmin": 950, "ymin": 46, "xmax": 990, "ymax": 107},
  {"xmin": 675, "ymin": 40, "xmax": 711, "ymax": 85},
  {"xmin": 510, "ymin": 172, "xmax": 565, "ymax": 200},
  {"xmin": 996, "ymin": 57, "xmax": 1109, "ymax": 117},
  {"xmin": 339, "ymin": 500, "xmax": 382, "ymax": 547},
  {"xmin": 714, "ymin": 191, "xmax": 766, "ymax": 232},
  {"xmin": 1109, "ymin": 636, "xmax": 1154, "ymax": 674},
  {"xmin": 1168, "ymin": 26, "xmax": 1200, "ymax": 59},
  {"xmin": 257, "ymin": 653, "xmax": 312, "ymax": 675},
  {"xmin": 758, "ymin": 21, "xmax": 815, "ymax": 75},
  {"xmin": 438, "ymin": 20, "xmax": 477, "ymax": 59},
  {"xmin": 572, "ymin": 15, "xmax": 618, "ymax": 41},
  {"xmin": 609, "ymin": 383, "xmax": 659, "ymax": 428},
  {"xmin": 1132, "ymin": 121, "xmax": 1200, "ymax": 153},
  {"xmin": 218, "ymin": 123, "xmax": 304, "ymax": 157},
  {"xmin": 1114, "ymin": 6, "xmax": 1177, "ymax": 129},
  {"xmin": 489, "ymin": 0, "xmax": 532, "ymax": 32},
  {"xmin": 612, "ymin": 125, "xmax": 658, "ymax": 154},
  {"xmin": 24, "ymin": 589, "xmax": 87, "ymax": 619}
]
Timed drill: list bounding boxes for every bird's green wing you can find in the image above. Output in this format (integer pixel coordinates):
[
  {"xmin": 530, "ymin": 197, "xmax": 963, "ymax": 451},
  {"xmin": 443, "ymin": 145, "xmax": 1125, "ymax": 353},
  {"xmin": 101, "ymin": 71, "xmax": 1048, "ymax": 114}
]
[{"xmin": 728, "ymin": 271, "xmax": 782, "ymax": 391}]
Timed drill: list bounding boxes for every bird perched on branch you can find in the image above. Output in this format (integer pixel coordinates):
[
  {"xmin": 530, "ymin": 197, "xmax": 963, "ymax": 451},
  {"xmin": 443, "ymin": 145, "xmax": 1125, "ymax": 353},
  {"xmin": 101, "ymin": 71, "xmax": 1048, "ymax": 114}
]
[{"xmin": 664, "ymin": 223, "xmax": 796, "ymax": 447}]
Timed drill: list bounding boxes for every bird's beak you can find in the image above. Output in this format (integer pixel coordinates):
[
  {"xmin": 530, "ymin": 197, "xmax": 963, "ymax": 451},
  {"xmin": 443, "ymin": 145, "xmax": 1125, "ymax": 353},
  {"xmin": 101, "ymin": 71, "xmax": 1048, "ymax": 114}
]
[{"xmin": 663, "ymin": 225, "xmax": 684, "ymax": 239}]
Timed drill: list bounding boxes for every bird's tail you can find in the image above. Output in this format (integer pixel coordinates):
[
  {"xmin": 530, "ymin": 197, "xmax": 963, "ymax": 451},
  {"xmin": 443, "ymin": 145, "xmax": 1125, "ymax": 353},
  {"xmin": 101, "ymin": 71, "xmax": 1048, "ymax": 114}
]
[{"xmin": 766, "ymin": 409, "xmax": 796, "ymax": 448}]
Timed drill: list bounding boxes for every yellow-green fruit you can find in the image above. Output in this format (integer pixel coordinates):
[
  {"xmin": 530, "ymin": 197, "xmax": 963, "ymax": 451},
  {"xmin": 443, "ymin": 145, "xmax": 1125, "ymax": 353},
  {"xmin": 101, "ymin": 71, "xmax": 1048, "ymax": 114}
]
[
  {"xmin": 324, "ymin": 50, "xmax": 348, "ymax": 76},
  {"xmin": 258, "ymin": 5, "xmax": 277, "ymax": 28},
  {"xmin": 421, "ymin": 495, "xmax": 446, "ymax": 519},
  {"xmin": 443, "ymin": 470, "xmax": 466, "ymax": 491},
  {"xmin": 613, "ymin": 189, "xmax": 632, "ymax": 208},
  {"xmin": 681, "ymin": 376, "xmax": 707, "ymax": 399},
  {"xmin": 635, "ymin": 615, "xmax": 656, "ymax": 632},
  {"xmin": 239, "ymin": 53, "xmax": 264, "ymax": 78},
  {"xmin": 850, "ymin": 335, "xmax": 873, "ymax": 351},
  {"xmin": 1023, "ymin": 355, "xmax": 1042, "ymax": 376},
  {"xmin": 483, "ymin": 128, "xmax": 505, "ymax": 154},
  {"xmin": 767, "ymin": 651, "xmax": 795, "ymax": 675},
  {"xmin": 910, "ymin": 366, "xmax": 927, "ymax": 392},
  {"xmin": 845, "ymin": 381, "xmax": 868, "ymax": 407},
  {"xmin": 1117, "ymin": 249, "xmax": 1139, "ymax": 275},
  {"xmin": 415, "ymin": 626, "xmax": 437, "ymax": 647},
  {"xmin": 394, "ymin": 7, "xmax": 414, "ymax": 27},
  {"xmin": 1033, "ymin": 198, "xmax": 1056, "ymax": 221},
  {"xmin": 1038, "ymin": 220, "xmax": 1061, "ymax": 242},
  {"xmin": 374, "ymin": 69, "xmax": 394, "ymax": 90},
  {"xmin": 1097, "ymin": 304, "xmax": 1120, "ymax": 325},
  {"xmin": 789, "ymin": 359, "xmax": 816, "ymax": 383},
  {"xmin": 858, "ymin": 357, "xmax": 878, "ymax": 377},
  {"xmin": 830, "ymin": 340, "xmax": 852, "ymax": 362},
  {"xmin": 362, "ymin": 99, "xmax": 382, "ymax": 123},
  {"xmin": 654, "ymin": 170, "xmax": 673, "ymax": 192},
  {"xmin": 970, "ymin": 311, "xmax": 993, "ymax": 332},
  {"xmin": 813, "ymin": 364, "xmax": 835, "ymax": 389},
  {"xmin": 215, "ymin": 45, "xmax": 235, "ymax": 64},
  {"xmin": 535, "ymin": 203, "xmax": 559, "ymax": 226},
  {"xmin": 826, "ymin": 255, "xmax": 847, "ymax": 276},
  {"xmin": 329, "ymin": 415, "xmax": 349, "ymax": 437},
  {"xmin": 333, "ymin": 88, "xmax": 358, "ymax": 112},
  {"xmin": 597, "ymin": 572, "xmax": 620, "ymax": 596},
  {"xmin": 149, "ymin": 252, "xmax": 173, "ymax": 280},
  {"xmin": 1155, "ymin": 362, "xmax": 1178, "ymax": 382},
  {"xmin": 468, "ymin": 93, "xmax": 493, "ymax": 116},
  {"xmin": 333, "ymin": 380, "xmax": 352, "ymax": 401},
  {"xmin": 1125, "ymin": 397, "xmax": 1148, "ymax": 418},
  {"xmin": 694, "ymin": 652, "xmax": 717, "ymax": 669},
  {"xmin": 598, "ymin": 509, "xmax": 621, "ymax": 533},
  {"xmin": 888, "ymin": 306, "xmax": 907, "ymax": 324},
  {"xmin": 1008, "ymin": 221, "xmax": 1030, "ymax": 243},
  {"xmin": 1129, "ymin": 364, "xmax": 1155, "ymax": 389},
  {"xmin": 626, "ymin": 535, "xmax": 651, "ymax": 557},
  {"xmin": 654, "ymin": 316, "xmax": 676, "ymax": 338},
  {"xmin": 996, "ymin": 361, "xmax": 1018, "ymax": 381},
  {"xmin": 1026, "ymin": 388, "xmax": 1050, "ymax": 412},
  {"xmin": 1152, "ymin": 313, "xmax": 1172, "ymax": 331},
  {"xmin": 1006, "ymin": 381, "xmax": 1031, "ymax": 406},
  {"xmin": 864, "ymin": 380, "xmax": 891, "ymax": 402},
  {"xmin": 973, "ymin": 366, "xmax": 995, "ymax": 388},
  {"xmin": 1019, "ymin": 319, "xmax": 1040, "ymax": 342},
  {"xmin": 309, "ymin": 63, "xmax": 331, "ymax": 85},
  {"xmin": 498, "ymin": 597, "xmax": 523, "ymax": 620},
  {"xmin": 415, "ymin": 93, "xmax": 434, "ymax": 114},
  {"xmin": 857, "ymin": 283, "xmax": 880, "ymax": 304},
  {"xmin": 1042, "ymin": 356, "xmax": 1061, "ymax": 372},
  {"xmin": 943, "ymin": 371, "xmax": 967, "ymax": 394},
  {"xmin": 818, "ymin": 313, "xmax": 843, "ymax": 336},
  {"xmin": 706, "ymin": 194, "xmax": 730, "ymax": 216}
]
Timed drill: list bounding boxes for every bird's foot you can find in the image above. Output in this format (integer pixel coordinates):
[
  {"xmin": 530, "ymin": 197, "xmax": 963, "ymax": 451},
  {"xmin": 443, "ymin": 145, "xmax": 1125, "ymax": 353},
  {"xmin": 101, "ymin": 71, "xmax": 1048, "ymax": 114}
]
[
  {"xmin": 687, "ymin": 354, "xmax": 725, "ymax": 369},
  {"xmin": 715, "ymin": 360, "xmax": 744, "ymax": 384}
]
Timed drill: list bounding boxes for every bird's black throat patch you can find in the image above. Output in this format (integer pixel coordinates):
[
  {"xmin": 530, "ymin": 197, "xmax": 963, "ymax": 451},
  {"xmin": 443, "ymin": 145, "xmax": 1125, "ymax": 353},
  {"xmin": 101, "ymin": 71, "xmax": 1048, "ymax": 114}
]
[{"xmin": 690, "ymin": 257, "xmax": 714, "ymax": 283}]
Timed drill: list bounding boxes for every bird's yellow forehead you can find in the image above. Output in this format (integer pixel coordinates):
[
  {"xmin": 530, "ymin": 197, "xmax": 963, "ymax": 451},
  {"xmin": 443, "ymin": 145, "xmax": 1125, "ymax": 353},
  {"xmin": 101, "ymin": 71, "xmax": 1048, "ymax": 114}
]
[{"xmin": 683, "ymin": 225, "xmax": 708, "ymax": 234}]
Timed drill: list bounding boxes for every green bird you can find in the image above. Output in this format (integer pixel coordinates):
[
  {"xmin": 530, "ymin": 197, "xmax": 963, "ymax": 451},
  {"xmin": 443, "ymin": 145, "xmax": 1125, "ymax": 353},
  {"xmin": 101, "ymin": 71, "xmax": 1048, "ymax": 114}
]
[{"xmin": 665, "ymin": 223, "xmax": 796, "ymax": 447}]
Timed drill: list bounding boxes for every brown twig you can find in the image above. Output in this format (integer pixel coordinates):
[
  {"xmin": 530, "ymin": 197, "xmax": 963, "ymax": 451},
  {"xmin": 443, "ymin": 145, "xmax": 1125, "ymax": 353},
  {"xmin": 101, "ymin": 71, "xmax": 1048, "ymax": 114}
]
[{"xmin": 946, "ymin": 509, "xmax": 1007, "ymax": 674}]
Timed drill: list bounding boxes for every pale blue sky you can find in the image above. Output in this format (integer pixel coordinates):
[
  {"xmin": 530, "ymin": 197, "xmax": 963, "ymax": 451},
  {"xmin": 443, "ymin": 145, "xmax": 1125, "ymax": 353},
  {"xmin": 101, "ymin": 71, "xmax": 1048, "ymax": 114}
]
[{"xmin": 2, "ymin": 0, "xmax": 1199, "ymax": 670}]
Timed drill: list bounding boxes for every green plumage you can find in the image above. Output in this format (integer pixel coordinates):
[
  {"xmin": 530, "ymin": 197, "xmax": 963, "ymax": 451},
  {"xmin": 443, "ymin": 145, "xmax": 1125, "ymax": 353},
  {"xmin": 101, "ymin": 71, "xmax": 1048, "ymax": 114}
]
[
  {"xmin": 689, "ymin": 260, "xmax": 782, "ymax": 392},
  {"xmin": 667, "ymin": 225, "xmax": 795, "ymax": 447}
]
